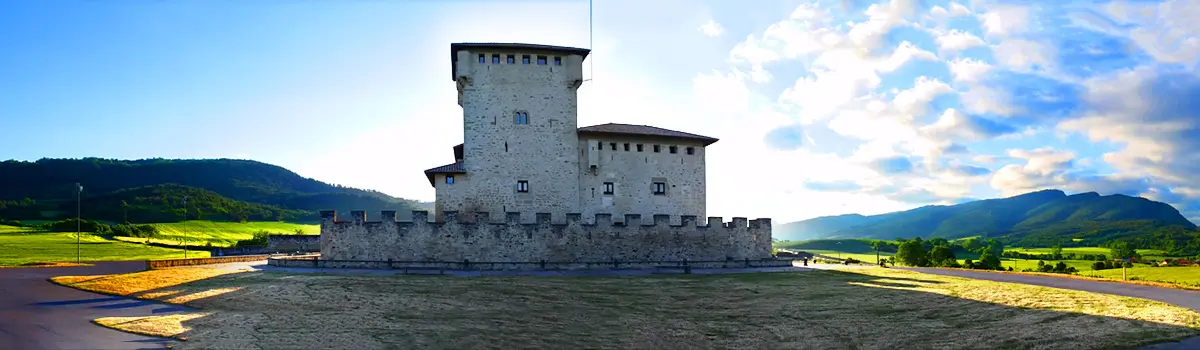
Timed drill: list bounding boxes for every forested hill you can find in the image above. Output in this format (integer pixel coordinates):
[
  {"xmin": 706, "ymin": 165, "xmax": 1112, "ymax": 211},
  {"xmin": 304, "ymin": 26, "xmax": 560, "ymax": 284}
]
[
  {"xmin": 777, "ymin": 189, "xmax": 1199, "ymax": 249},
  {"xmin": 0, "ymin": 158, "xmax": 423, "ymax": 223}
]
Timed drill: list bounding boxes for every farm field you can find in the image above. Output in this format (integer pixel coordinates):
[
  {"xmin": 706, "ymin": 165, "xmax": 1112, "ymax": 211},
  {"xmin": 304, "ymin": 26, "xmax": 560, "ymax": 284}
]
[
  {"xmin": 805, "ymin": 249, "xmax": 892, "ymax": 263},
  {"xmin": 1083, "ymin": 266, "xmax": 1200, "ymax": 288},
  {"xmin": 0, "ymin": 224, "xmax": 32, "ymax": 233},
  {"xmin": 112, "ymin": 221, "xmax": 318, "ymax": 248},
  {"xmin": 0, "ymin": 232, "xmax": 205, "ymax": 266},
  {"xmin": 1005, "ymin": 246, "xmax": 1168, "ymax": 257},
  {"xmin": 55, "ymin": 266, "xmax": 1200, "ymax": 349}
]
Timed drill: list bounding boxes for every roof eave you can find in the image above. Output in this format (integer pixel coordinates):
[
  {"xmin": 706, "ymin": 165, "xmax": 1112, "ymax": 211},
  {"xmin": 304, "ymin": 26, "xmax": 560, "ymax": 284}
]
[
  {"xmin": 450, "ymin": 42, "xmax": 592, "ymax": 81},
  {"xmin": 576, "ymin": 131, "xmax": 720, "ymax": 146}
]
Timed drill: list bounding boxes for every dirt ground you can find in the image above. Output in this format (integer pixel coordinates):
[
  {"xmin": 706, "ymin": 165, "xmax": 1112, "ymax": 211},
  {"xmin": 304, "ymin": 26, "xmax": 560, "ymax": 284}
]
[{"xmin": 57, "ymin": 267, "xmax": 1200, "ymax": 350}]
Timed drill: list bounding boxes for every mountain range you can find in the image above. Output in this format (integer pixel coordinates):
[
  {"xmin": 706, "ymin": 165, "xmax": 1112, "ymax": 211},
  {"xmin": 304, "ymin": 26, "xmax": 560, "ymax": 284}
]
[
  {"xmin": 777, "ymin": 189, "xmax": 1199, "ymax": 247},
  {"xmin": 0, "ymin": 158, "xmax": 430, "ymax": 223}
]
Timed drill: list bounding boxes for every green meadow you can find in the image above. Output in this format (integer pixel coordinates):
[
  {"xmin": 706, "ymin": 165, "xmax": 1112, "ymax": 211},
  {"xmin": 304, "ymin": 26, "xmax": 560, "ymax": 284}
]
[
  {"xmin": 0, "ymin": 232, "xmax": 206, "ymax": 266},
  {"xmin": 112, "ymin": 220, "xmax": 318, "ymax": 248},
  {"xmin": 1083, "ymin": 266, "xmax": 1200, "ymax": 287}
]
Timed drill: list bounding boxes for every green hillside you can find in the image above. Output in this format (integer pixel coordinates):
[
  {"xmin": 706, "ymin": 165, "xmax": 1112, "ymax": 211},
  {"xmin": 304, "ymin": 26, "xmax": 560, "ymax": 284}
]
[
  {"xmin": 777, "ymin": 190, "xmax": 1200, "ymax": 254},
  {"xmin": 0, "ymin": 158, "xmax": 424, "ymax": 222}
]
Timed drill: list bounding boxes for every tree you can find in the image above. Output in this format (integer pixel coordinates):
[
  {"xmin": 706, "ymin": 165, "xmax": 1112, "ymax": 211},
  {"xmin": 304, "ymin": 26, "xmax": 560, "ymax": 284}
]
[
  {"xmin": 896, "ymin": 238, "xmax": 928, "ymax": 267},
  {"xmin": 1110, "ymin": 241, "xmax": 1140, "ymax": 260},
  {"xmin": 929, "ymin": 245, "xmax": 957, "ymax": 267},
  {"xmin": 120, "ymin": 200, "xmax": 129, "ymax": 224},
  {"xmin": 978, "ymin": 250, "xmax": 1002, "ymax": 270},
  {"xmin": 1051, "ymin": 244, "xmax": 1063, "ymax": 260},
  {"xmin": 961, "ymin": 238, "xmax": 983, "ymax": 254}
]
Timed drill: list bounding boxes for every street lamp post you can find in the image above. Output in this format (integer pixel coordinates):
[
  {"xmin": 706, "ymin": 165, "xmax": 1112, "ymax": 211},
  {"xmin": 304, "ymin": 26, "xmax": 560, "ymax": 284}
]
[
  {"xmin": 182, "ymin": 196, "xmax": 188, "ymax": 259},
  {"xmin": 75, "ymin": 182, "xmax": 82, "ymax": 263}
]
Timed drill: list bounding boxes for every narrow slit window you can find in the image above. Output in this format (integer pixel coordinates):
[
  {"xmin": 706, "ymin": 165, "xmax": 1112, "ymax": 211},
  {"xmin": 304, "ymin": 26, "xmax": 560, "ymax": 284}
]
[
  {"xmin": 603, "ymin": 182, "xmax": 614, "ymax": 195},
  {"xmin": 669, "ymin": 146, "xmax": 677, "ymax": 154},
  {"xmin": 514, "ymin": 112, "xmax": 528, "ymax": 125},
  {"xmin": 686, "ymin": 147, "xmax": 695, "ymax": 155},
  {"xmin": 636, "ymin": 144, "xmax": 643, "ymax": 152},
  {"xmin": 522, "ymin": 55, "xmax": 531, "ymax": 64},
  {"xmin": 653, "ymin": 182, "xmax": 666, "ymax": 195},
  {"xmin": 478, "ymin": 54, "xmax": 485, "ymax": 63},
  {"xmin": 597, "ymin": 141, "xmax": 603, "ymax": 150},
  {"xmin": 506, "ymin": 55, "xmax": 515, "ymax": 64},
  {"xmin": 609, "ymin": 142, "xmax": 616, "ymax": 150},
  {"xmin": 623, "ymin": 143, "xmax": 630, "ymax": 151},
  {"xmin": 537, "ymin": 56, "xmax": 547, "ymax": 65},
  {"xmin": 517, "ymin": 180, "xmax": 529, "ymax": 193},
  {"xmin": 554, "ymin": 56, "xmax": 562, "ymax": 65},
  {"xmin": 492, "ymin": 54, "xmax": 500, "ymax": 64}
]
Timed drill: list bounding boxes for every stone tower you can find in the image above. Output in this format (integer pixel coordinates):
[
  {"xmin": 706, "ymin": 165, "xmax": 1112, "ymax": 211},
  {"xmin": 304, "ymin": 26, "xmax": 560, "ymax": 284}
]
[{"xmin": 450, "ymin": 43, "xmax": 590, "ymax": 222}]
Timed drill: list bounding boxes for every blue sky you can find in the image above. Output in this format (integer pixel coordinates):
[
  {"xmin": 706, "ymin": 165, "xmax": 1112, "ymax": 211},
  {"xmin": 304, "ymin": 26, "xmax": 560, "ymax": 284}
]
[{"xmin": 2, "ymin": 0, "xmax": 1198, "ymax": 224}]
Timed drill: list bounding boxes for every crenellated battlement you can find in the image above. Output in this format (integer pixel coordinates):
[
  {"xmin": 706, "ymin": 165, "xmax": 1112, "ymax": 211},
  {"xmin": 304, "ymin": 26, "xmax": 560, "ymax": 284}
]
[
  {"xmin": 318, "ymin": 210, "xmax": 773, "ymax": 267},
  {"xmin": 319, "ymin": 210, "xmax": 771, "ymax": 229}
]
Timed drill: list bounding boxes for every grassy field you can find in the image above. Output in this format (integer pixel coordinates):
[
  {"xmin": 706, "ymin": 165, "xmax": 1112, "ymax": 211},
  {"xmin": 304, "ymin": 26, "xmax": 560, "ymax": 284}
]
[
  {"xmin": 1083, "ymin": 266, "xmax": 1200, "ymax": 287},
  {"xmin": 0, "ymin": 232, "xmax": 206, "ymax": 266},
  {"xmin": 112, "ymin": 221, "xmax": 318, "ymax": 248},
  {"xmin": 54, "ymin": 267, "xmax": 1200, "ymax": 349},
  {"xmin": 1005, "ymin": 246, "xmax": 1169, "ymax": 257},
  {"xmin": 805, "ymin": 249, "xmax": 893, "ymax": 263},
  {"xmin": 0, "ymin": 224, "xmax": 32, "ymax": 233}
]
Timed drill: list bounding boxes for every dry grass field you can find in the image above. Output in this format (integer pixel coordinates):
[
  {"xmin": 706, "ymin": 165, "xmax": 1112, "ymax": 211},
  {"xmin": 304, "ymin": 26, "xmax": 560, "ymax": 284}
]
[{"xmin": 54, "ymin": 267, "xmax": 1200, "ymax": 350}]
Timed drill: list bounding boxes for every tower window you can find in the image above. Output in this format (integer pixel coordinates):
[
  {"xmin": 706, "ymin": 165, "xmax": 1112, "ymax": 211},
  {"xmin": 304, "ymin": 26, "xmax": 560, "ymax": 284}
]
[
  {"xmin": 478, "ymin": 54, "xmax": 485, "ymax": 63},
  {"xmin": 554, "ymin": 56, "xmax": 562, "ymax": 65},
  {"xmin": 506, "ymin": 55, "xmax": 515, "ymax": 64},
  {"xmin": 514, "ymin": 112, "xmax": 528, "ymax": 125},
  {"xmin": 653, "ymin": 145, "xmax": 661, "ymax": 153},
  {"xmin": 686, "ymin": 147, "xmax": 695, "ymax": 155},
  {"xmin": 669, "ymin": 146, "xmax": 677, "ymax": 154},
  {"xmin": 522, "ymin": 55, "xmax": 531, "ymax": 64},
  {"xmin": 609, "ymin": 142, "xmax": 616, "ymax": 150},
  {"xmin": 596, "ymin": 141, "xmax": 602, "ymax": 150},
  {"xmin": 492, "ymin": 54, "xmax": 500, "ymax": 64},
  {"xmin": 603, "ymin": 182, "xmax": 614, "ymax": 195},
  {"xmin": 623, "ymin": 143, "xmax": 629, "ymax": 151},
  {"xmin": 636, "ymin": 144, "xmax": 643, "ymax": 152},
  {"xmin": 445, "ymin": 176, "xmax": 455, "ymax": 184},
  {"xmin": 537, "ymin": 56, "xmax": 547, "ymax": 65},
  {"xmin": 653, "ymin": 182, "xmax": 666, "ymax": 195},
  {"xmin": 517, "ymin": 180, "xmax": 529, "ymax": 193}
]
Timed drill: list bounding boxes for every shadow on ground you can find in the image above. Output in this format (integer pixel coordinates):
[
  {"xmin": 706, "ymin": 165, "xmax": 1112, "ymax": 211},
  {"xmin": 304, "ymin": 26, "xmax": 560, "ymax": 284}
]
[{"xmin": 73, "ymin": 267, "xmax": 1200, "ymax": 350}]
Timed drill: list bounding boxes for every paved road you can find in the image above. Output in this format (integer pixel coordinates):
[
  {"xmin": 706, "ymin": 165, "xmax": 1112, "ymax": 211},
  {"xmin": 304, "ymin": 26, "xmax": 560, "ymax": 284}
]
[{"xmin": 0, "ymin": 262, "xmax": 186, "ymax": 350}]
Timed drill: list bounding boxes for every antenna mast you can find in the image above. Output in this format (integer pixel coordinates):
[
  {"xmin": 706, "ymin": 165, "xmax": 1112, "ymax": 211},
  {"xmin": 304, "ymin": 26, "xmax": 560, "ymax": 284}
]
[{"xmin": 585, "ymin": 0, "xmax": 593, "ymax": 82}]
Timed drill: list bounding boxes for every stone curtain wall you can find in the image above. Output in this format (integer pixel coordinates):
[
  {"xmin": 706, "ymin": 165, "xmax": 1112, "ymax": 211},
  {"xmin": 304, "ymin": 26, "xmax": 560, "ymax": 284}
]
[
  {"xmin": 268, "ymin": 234, "xmax": 320, "ymax": 251},
  {"xmin": 319, "ymin": 210, "xmax": 772, "ymax": 265}
]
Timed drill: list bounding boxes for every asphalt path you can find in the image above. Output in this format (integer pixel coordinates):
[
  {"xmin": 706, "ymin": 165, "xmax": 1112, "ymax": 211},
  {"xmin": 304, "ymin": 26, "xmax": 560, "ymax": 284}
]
[{"xmin": 0, "ymin": 262, "xmax": 186, "ymax": 350}]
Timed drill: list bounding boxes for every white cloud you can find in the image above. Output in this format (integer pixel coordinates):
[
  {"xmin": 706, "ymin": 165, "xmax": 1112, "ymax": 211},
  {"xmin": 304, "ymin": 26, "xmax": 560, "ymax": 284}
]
[
  {"xmin": 978, "ymin": 4, "xmax": 1030, "ymax": 38},
  {"xmin": 989, "ymin": 147, "xmax": 1076, "ymax": 196},
  {"xmin": 698, "ymin": 19, "xmax": 726, "ymax": 37},
  {"xmin": 947, "ymin": 57, "xmax": 992, "ymax": 83},
  {"xmin": 991, "ymin": 39, "xmax": 1058, "ymax": 73},
  {"xmin": 847, "ymin": 0, "xmax": 920, "ymax": 54},
  {"xmin": 934, "ymin": 29, "xmax": 987, "ymax": 53},
  {"xmin": 892, "ymin": 77, "xmax": 953, "ymax": 119},
  {"xmin": 930, "ymin": 2, "xmax": 971, "ymax": 19},
  {"xmin": 1096, "ymin": 0, "xmax": 1200, "ymax": 66}
]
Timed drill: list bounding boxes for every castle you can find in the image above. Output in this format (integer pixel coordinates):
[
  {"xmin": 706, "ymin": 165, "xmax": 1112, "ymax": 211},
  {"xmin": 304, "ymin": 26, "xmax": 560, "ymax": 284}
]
[{"xmin": 306, "ymin": 43, "xmax": 778, "ymax": 270}]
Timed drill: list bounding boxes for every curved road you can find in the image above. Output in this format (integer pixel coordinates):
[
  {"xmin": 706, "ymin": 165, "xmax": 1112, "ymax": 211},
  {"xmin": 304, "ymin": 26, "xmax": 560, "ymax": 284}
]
[{"xmin": 0, "ymin": 262, "xmax": 185, "ymax": 350}]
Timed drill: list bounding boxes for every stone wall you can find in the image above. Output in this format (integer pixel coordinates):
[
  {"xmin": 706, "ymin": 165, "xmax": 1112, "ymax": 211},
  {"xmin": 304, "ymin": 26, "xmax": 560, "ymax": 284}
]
[
  {"xmin": 319, "ymin": 210, "xmax": 772, "ymax": 267},
  {"xmin": 268, "ymin": 234, "xmax": 320, "ymax": 251},
  {"xmin": 578, "ymin": 135, "xmax": 708, "ymax": 224},
  {"xmin": 455, "ymin": 47, "xmax": 586, "ymax": 224}
]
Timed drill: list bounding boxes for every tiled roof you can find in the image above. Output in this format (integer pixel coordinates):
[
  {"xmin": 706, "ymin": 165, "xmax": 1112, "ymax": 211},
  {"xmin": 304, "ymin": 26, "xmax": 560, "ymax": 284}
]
[
  {"xmin": 424, "ymin": 161, "xmax": 465, "ymax": 186},
  {"xmin": 577, "ymin": 123, "xmax": 719, "ymax": 145},
  {"xmin": 450, "ymin": 42, "xmax": 592, "ymax": 80}
]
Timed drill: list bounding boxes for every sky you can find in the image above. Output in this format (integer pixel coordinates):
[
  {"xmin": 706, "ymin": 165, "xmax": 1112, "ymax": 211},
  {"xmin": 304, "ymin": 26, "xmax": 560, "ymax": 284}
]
[{"xmin": 1, "ymin": 0, "xmax": 1198, "ymax": 224}]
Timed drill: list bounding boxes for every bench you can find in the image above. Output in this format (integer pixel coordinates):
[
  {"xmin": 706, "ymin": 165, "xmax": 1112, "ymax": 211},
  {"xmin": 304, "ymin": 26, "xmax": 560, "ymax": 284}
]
[
  {"xmin": 402, "ymin": 266, "xmax": 446, "ymax": 275},
  {"xmin": 654, "ymin": 265, "xmax": 692, "ymax": 274}
]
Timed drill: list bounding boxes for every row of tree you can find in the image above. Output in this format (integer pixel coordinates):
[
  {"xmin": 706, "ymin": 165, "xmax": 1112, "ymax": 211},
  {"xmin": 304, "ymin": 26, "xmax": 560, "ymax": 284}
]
[{"xmin": 888, "ymin": 237, "xmax": 1007, "ymax": 271}]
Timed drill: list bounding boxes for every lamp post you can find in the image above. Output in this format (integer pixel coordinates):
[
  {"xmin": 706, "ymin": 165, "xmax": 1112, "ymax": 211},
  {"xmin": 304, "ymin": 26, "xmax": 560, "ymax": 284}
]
[
  {"xmin": 182, "ymin": 196, "xmax": 188, "ymax": 259},
  {"xmin": 75, "ymin": 182, "xmax": 82, "ymax": 263}
]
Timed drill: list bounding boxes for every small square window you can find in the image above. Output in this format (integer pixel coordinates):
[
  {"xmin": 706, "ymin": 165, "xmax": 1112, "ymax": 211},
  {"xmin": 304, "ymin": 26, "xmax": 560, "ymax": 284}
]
[
  {"xmin": 623, "ymin": 143, "xmax": 630, "ymax": 151},
  {"xmin": 507, "ymin": 55, "xmax": 515, "ymax": 64},
  {"xmin": 669, "ymin": 146, "xmax": 678, "ymax": 154},
  {"xmin": 492, "ymin": 54, "xmax": 500, "ymax": 64},
  {"xmin": 653, "ymin": 182, "xmax": 666, "ymax": 195},
  {"xmin": 596, "ymin": 141, "xmax": 603, "ymax": 150},
  {"xmin": 517, "ymin": 180, "xmax": 529, "ymax": 193},
  {"xmin": 603, "ymin": 182, "xmax": 614, "ymax": 195},
  {"xmin": 653, "ymin": 145, "xmax": 661, "ymax": 153},
  {"xmin": 445, "ymin": 175, "xmax": 454, "ymax": 184},
  {"xmin": 537, "ymin": 56, "xmax": 547, "ymax": 65},
  {"xmin": 636, "ymin": 144, "xmax": 643, "ymax": 152},
  {"xmin": 522, "ymin": 55, "xmax": 531, "ymax": 64},
  {"xmin": 478, "ymin": 54, "xmax": 485, "ymax": 63},
  {"xmin": 554, "ymin": 56, "xmax": 562, "ymax": 65},
  {"xmin": 609, "ymin": 142, "xmax": 616, "ymax": 150},
  {"xmin": 686, "ymin": 147, "xmax": 695, "ymax": 155}
]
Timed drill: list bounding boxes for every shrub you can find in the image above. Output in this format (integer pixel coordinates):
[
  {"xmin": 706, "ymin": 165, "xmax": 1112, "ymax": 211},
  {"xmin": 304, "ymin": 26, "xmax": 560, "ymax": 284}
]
[{"xmin": 235, "ymin": 230, "xmax": 271, "ymax": 247}]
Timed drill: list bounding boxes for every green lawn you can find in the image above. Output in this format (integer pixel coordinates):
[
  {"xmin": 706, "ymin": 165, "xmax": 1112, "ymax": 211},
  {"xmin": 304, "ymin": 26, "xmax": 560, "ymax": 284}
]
[
  {"xmin": 0, "ymin": 232, "xmax": 206, "ymax": 266},
  {"xmin": 113, "ymin": 220, "xmax": 318, "ymax": 248},
  {"xmin": 0, "ymin": 225, "xmax": 34, "ymax": 234},
  {"xmin": 1083, "ymin": 266, "xmax": 1200, "ymax": 287},
  {"xmin": 1005, "ymin": 246, "xmax": 1168, "ymax": 256}
]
